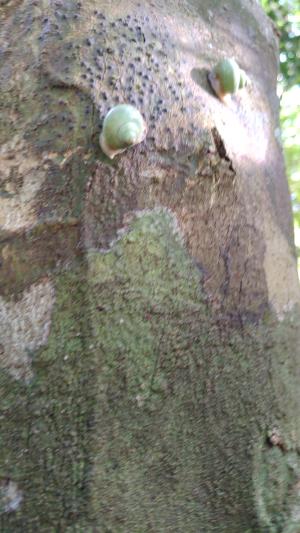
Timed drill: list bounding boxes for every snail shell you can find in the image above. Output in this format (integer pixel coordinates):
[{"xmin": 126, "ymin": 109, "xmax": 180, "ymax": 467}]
[
  {"xmin": 100, "ymin": 104, "xmax": 147, "ymax": 159},
  {"xmin": 208, "ymin": 58, "xmax": 249, "ymax": 101}
]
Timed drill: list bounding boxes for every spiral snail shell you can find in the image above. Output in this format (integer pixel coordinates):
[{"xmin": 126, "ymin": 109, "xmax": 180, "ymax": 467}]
[
  {"xmin": 100, "ymin": 104, "xmax": 147, "ymax": 159},
  {"xmin": 208, "ymin": 58, "xmax": 249, "ymax": 102}
]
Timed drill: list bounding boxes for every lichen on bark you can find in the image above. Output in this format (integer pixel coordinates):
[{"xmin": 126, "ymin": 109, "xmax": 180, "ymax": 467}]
[{"xmin": 1, "ymin": 0, "xmax": 300, "ymax": 531}]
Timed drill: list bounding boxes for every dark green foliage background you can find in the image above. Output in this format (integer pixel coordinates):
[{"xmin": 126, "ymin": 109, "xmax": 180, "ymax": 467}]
[{"xmin": 261, "ymin": 0, "xmax": 299, "ymax": 89}]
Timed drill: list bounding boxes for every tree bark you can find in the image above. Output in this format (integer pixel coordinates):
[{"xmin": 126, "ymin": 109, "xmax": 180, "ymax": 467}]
[{"xmin": 1, "ymin": 0, "xmax": 300, "ymax": 531}]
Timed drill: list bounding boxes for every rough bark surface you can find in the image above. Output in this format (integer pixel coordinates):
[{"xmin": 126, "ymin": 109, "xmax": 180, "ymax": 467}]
[{"xmin": 0, "ymin": 0, "xmax": 300, "ymax": 531}]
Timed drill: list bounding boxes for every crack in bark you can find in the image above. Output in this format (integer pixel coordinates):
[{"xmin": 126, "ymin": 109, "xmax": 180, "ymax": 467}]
[{"xmin": 211, "ymin": 127, "xmax": 235, "ymax": 172}]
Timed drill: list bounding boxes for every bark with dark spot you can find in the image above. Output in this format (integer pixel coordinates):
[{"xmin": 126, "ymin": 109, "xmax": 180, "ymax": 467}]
[{"xmin": 1, "ymin": 1, "xmax": 300, "ymax": 531}]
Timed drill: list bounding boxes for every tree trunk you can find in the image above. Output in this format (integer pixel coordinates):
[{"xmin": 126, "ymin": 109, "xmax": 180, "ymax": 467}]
[{"xmin": 1, "ymin": 0, "xmax": 300, "ymax": 531}]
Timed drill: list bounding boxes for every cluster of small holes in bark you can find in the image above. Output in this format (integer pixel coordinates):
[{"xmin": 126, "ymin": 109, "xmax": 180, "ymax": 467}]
[
  {"xmin": 80, "ymin": 13, "xmax": 183, "ymax": 134},
  {"xmin": 36, "ymin": 3, "xmax": 203, "ymax": 149}
]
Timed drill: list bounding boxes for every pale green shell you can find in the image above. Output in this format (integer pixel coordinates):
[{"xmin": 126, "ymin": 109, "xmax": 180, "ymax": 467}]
[
  {"xmin": 214, "ymin": 58, "xmax": 241, "ymax": 94},
  {"xmin": 100, "ymin": 104, "xmax": 147, "ymax": 159}
]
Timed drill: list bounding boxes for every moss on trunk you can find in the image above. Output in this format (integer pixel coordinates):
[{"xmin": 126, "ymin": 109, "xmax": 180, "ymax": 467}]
[{"xmin": 1, "ymin": 0, "xmax": 300, "ymax": 531}]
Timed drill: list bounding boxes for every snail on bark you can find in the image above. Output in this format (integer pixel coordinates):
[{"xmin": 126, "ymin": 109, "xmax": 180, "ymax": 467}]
[
  {"xmin": 208, "ymin": 58, "xmax": 249, "ymax": 102},
  {"xmin": 100, "ymin": 104, "xmax": 147, "ymax": 159}
]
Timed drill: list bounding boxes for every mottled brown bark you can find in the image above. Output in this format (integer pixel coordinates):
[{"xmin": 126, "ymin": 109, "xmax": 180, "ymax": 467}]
[{"xmin": 1, "ymin": 1, "xmax": 300, "ymax": 531}]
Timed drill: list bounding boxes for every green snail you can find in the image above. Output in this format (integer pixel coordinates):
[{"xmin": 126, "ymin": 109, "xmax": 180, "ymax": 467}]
[
  {"xmin": 208, "ymin": 58, "xmax": 249, "ymax": 102},
  {"xmin": 100, "ymin": 104, "xmax": 147, "ymax": 159}
]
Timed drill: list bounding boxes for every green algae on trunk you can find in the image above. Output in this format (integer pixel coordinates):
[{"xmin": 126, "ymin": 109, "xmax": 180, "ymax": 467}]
[{"xmin": 1, "ymin": 0, "xmax": 300, "ymax": 530}]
